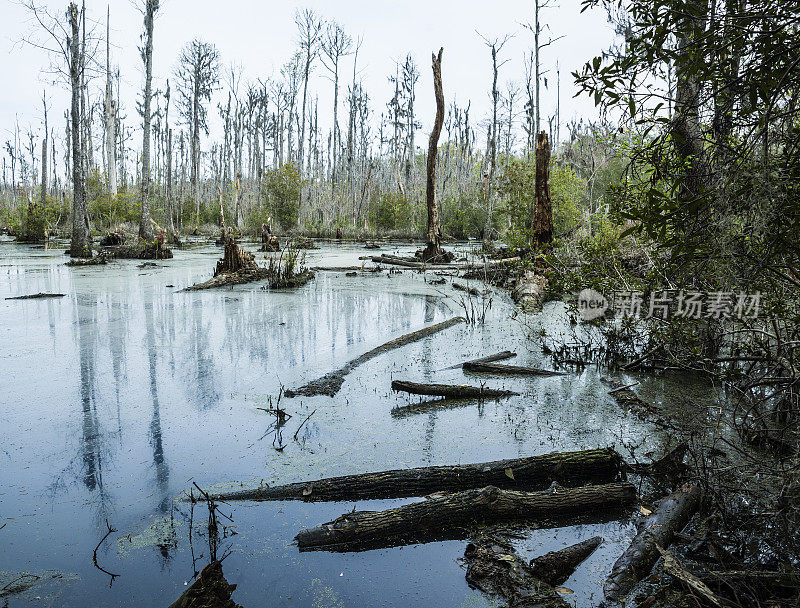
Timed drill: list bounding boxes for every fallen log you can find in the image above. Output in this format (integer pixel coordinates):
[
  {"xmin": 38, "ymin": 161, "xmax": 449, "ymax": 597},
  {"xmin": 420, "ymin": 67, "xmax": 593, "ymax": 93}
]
[
  {"xmin": 391, "ymin": 380, "xmax": 518, "ymax": 399},
  {"xmin": 530, "ymin": 536, "xmax": 603, "ymax": 587},
  {"xmin": 463, "ymin": 361, "xmax": 567, "ymax": 376},
  {"xmin": 167, "ymin": 561, "xmax": 241, "ymax": 608},
  {"xmin": 5, "ymin": 292, "xmax": 66, "ymax": 300},
  {"xmin": 285, "ymin": 316, "xmax": 465, "ymax": 397},
  {"xmin": 209, "ymin": 448, "xmax": 624, "ymax": 502},
  {"xmin": 604, "ymin": 483, "xmax": 701, "ymax": 602},
  {"xmin": 295, "ymin": 482, "xmax": 636, "ymax": 551},
  {"xmin": 464, "ymin": 531, "xmax": 570, "ymax": 608}
]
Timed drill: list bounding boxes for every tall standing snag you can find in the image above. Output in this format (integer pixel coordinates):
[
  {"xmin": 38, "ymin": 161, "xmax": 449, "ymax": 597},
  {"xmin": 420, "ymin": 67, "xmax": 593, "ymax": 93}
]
[{"xmin": 422, "ymin": 47, "xmax": 450, "ymax": 263}]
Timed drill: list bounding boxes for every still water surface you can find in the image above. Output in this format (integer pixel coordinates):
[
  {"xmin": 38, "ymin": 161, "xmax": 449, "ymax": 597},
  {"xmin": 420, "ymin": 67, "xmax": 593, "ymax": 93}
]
[{"xmin": 0, "ymin": 240, "xmax": 708, "ymax": 607}]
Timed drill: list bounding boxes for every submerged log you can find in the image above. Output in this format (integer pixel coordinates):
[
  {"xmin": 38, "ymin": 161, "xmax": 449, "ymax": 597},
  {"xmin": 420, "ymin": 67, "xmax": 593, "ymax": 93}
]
[
  {"xmin": 463, "ymin": 361, "xmax": 567, "ymax": 376},
  {"xmin": 464, "ymin": 532, "xmax": 570, "ymax": 608},
  {"xmin": 210, "ymin": 448, "xmax": 624, "ymax": 502},
  {"xmin": 285, "ymin": 316, "xmax": 465, "ymax": 397},
  {"xmin": 167, "ymin": 561, "xmax": 241, "ymax": 608},
  {"xmin": 391, "ymin": 380, "xmax": 518, "ymax": 399},
  {"xmin": 530, "ymin": 536, "xmax": 603, "ymax": 587},
  {"xmin": 5, "ymin": 292, "xmax": 66, "ymax": 300},
  {"xmin": 295, "ymin": 483, "xmax": 636, "ymax": 551},
  {"xmin": 604, "ymin": 483, "xmax": 701, "ymax": 602}
]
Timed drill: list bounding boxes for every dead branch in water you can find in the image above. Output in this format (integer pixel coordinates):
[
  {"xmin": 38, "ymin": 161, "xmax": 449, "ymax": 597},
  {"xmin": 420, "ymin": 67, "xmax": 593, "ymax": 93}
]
[
  {"xmin": 92, "ymin": 519, "xmax": 120, "ymax": 586},
  {"xmin": 285, "ymin": 316, "xmax": 465, "ymax": 397}
]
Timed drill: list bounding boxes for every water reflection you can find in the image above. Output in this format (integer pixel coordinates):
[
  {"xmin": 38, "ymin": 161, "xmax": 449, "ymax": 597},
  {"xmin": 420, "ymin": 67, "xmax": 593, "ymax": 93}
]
[{"xmin": 74, "ymin": 293, "xmax": 103, "ymax": 493}]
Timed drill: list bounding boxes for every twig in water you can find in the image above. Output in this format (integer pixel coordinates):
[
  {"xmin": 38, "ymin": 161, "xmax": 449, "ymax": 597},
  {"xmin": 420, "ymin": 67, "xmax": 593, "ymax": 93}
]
[
  {"xmin": 293, "ymin": 409, "xmax": 317, "ymax": 441},
  {"xmin": 609, "ymin": 381, "xmax": 640, "ymax": 394},
  {"xmin": 92, "ymin": 519, "xmax": 120, "ymax": 586}
]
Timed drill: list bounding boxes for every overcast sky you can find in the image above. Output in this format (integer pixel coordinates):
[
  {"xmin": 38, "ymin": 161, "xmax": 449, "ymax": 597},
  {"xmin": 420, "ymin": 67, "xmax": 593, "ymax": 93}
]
[{"xmin": 1, "ymin": 0, "xmax": 616, "ymax": 163}]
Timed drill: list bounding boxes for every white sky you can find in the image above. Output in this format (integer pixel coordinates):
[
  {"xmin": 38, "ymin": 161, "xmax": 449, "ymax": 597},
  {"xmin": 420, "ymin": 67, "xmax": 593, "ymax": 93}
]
[{"xmin": 1, "ymin": 0, "xmax": 616, "ymax": 166}]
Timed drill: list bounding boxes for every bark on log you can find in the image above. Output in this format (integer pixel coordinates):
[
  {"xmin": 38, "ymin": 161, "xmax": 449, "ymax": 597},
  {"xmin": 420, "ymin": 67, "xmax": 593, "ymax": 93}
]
[
  {"xmin": 210, "ymin": 448, "xmax": 624, "ymax": 502},
  {"xmin": 285, "ymin": 317, "xmax": 465, "ymax": 397},
  {"xmin": 463, "ymin": 361, "xmax": 567, "ymax": 376},
  {"xmin": 530, "ymin": 536, "xmax": 603, "ymax": 587},
  {"xmin": 167, "ymin": 561, "xmax": 241, "ymax": 608},
  {"xmin": 604, "ymin": 483, "xmax": 701, "ymax": 601},
  {"xmin": 295, "ymin": 483, "xmax": 636, "ymax": 551},
  {"xmin": 391, "ymin": 380, "xmax": 518, "ymax": 399}
]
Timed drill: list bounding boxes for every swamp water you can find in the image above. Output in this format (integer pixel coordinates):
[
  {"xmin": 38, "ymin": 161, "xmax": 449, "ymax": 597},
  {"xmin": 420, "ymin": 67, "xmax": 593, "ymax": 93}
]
[{"xmin": 0, "ymin": 241, "xmax": 717, "ymax": 607}]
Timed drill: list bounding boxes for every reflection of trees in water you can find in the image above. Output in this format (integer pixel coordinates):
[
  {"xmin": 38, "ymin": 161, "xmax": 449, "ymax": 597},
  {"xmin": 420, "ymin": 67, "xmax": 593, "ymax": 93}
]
[
  {"xmin": 144, "ymin": 291, "xmax": 174, "ymax": 564},
  {"xmin": 189, "ymin": 299, "xmax": 220, "ymax": 408},
  {"xmin": 74, "ymin": 294, "xmax": 103, "ymax": 493},
  {"xmin": 213, "ymin": 275, "xmax": 450, "ymax": 385},
  {"xmin": 144, "ymin": 295, "xmax": 170, "ymax": 512},
  {"xmin": 107, "ymin": 293, "xmax": 128, "ymax": 435}
]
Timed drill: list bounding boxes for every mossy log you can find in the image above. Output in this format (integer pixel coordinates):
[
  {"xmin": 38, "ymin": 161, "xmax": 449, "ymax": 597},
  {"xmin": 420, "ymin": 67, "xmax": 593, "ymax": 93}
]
[
  {"xmin": 604, "ymin": 483, "xmax": 701, "ymax": 602},
  {"xmin": 391, "ymin": 380, "xmax": 518, "ymax": 399},
  {"xmin": 463, "ymin": 361, "xmax": 567, "ymax": 376},
  {"xmin": 285, "ymin": 316, "xmax": 465, "ymax": 397},
  {"xmin": 209, "ymin": 448, "xmax": 624, "ymax": 502},
  {"xmin": 295, "ymin": 483, "xmax": 636, "ymax": 551}
]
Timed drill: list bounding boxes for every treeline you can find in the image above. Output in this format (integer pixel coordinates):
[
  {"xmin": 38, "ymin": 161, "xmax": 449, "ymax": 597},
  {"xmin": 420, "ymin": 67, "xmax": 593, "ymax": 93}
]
[{"xmin": 2, "ymin": 2, "xmax": 628, "ymax": 247}]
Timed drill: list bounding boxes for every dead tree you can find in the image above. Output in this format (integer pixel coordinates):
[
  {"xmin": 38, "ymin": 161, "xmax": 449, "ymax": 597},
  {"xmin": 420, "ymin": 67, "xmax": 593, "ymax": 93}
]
[
  {"xmin": 138, "ymin": 0, "xmax": 159, "ymax": 241},
  {"xmin": 321, "ymin": 21, "xmax": 353, "ymax": 195},
  {"xmin": 176, "ymin": 39, "xmax": 220, "ymax": 228},
  {"xmin": 40, "ymin": 93, "xmax": 48, "ymax": 218},
  {"xmin": 421, "ymin": 48, "xmax": 447, "ymax": 262},
  {"xmin": 104, "ymin": 6, "xmax": 116, "ymax": 200},
  {"xmin": 69, "ymin": 3, "xmax": 91, "ymax": 257},
  {"xmin": 532, "ymin": 131, "xmax": 553, "ymax": 248}
]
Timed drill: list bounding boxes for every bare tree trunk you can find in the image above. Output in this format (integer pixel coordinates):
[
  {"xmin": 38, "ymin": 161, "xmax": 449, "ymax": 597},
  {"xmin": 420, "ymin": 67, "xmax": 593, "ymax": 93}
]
[
  {"xmin": 40, "ymin": 93, "xmax": 47, "ymax": 214},
  {"xmin": 69, "ymin": 3, "xmax": 90, "ymax": 258},
  {"xmin": 105, "ymin": 6, "xmax": 117, "ymax": 200},
  {"xmin": 532, "ymin": 131, "xmax": 553, "ymax": 249},
  {"xmin": 139, "ymin": 0, "xmax": 158, "ymax": 241},
  {"xmin": 422, "ymin": 48, "xmax": 446, "ymax": 262}
]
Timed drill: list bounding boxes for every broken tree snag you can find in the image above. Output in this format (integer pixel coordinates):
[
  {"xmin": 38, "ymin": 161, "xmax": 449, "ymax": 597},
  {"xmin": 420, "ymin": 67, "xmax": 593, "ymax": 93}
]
[
  {"xmin": 463, "ymin": 360, "xmax": 567, "ymax": 376},
  {"xmin": 530, "ymin": 536, "xmax": 603, "ymax": 587},
  {"xmin": 284, "ymin": 316, "xmax": 465, "ymax": 397},
  {"xmin": 532, "ymin": 131, "xmax": 553, "ymax": 250},
  {"xmin": 167, "ymin": 561, "xmax": 242, "ymax": 608},
  {"xmin": 210, "ymin": 448, "xmax": 624, "ymax": 502},
  {"xmin": 512, "ymin": 270, "xmax": 548, "ymax": 310},
  {"xmin": 421, "ymin": 47, "xmax": 453, "ymax": 264},
  {"xmin": 604, "ymin": 483, "xmax": 701, "ymax": 602},
  {"xmin": 184, "ymin": 230, "xmax": 270, "ymax": 290},
  {"xmin": 464, "ymin": 532, "xmax": 570, "ymax": 608},
  {"xmin": 295, "ymin": 483, "xmax": 636, "ymax": 551},
  {"xmin": 391, "ymin": 380, "xmax": 518, "ymax": 399}
]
